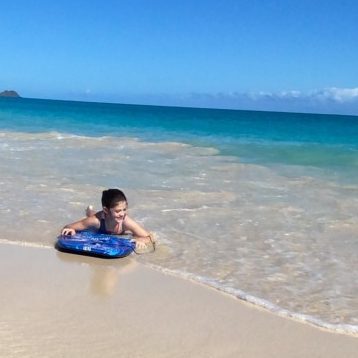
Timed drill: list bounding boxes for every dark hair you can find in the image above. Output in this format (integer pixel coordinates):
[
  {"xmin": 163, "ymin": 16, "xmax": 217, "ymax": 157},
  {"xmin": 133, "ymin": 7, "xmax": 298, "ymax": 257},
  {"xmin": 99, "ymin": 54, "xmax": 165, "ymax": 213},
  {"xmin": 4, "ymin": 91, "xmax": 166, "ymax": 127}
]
[{"xmin": 101, "ymin": 189, "xmax": 127, "ymax": 208}]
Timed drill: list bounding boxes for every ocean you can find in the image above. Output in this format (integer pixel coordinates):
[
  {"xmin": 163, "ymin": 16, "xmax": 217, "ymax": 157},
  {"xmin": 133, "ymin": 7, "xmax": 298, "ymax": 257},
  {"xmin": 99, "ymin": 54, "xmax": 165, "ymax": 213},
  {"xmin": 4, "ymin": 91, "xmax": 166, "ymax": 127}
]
[{"xmin": 1, "ymin": 97, "xmax": 357, "ymax": 335}]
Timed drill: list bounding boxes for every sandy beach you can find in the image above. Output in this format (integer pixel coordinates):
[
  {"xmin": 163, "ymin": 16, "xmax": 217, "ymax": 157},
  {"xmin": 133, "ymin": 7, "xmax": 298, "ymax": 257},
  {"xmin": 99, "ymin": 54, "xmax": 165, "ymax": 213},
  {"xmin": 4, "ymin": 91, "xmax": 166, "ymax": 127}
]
[{"xmin": 0, "ymin": 243, "xmax": 357, "ymax": 358}]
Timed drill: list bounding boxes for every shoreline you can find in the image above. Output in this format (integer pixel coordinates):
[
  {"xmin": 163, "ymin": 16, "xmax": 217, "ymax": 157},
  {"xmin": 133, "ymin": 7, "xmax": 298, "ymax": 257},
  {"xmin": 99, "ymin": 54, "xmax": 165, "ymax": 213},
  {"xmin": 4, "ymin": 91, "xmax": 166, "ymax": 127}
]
[
  {"xmin": 145, "ymin": 263, "xmax": 358, "ymax": 337},
  {"xmin": 1, "ymin": 239, "xmax": 357, "ymax": 338},
  {"xmin": 1, "ymin": 243, "xmax": 357, "ymax": 357}
]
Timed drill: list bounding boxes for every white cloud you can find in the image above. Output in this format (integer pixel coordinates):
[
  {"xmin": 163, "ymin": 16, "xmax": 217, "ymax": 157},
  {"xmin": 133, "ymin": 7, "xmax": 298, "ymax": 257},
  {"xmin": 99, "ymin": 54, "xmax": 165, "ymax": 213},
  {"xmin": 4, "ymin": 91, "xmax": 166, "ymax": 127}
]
[
  {"xmin": 312, "ymin": 87, "xmax": 358, "ymax": 102},
  {"xmin": 249, "ymin": 87, "xmax": 358, "ymax": 103},
  {"xmin": 175, "ymin": 87, "xmax": 358, "ymax": 115},
  {"xmin": 109, "ymin": 87, "xmax": 358, "ymax": 116},
  {"xmin": 278, "ymin": 90, "xmax": 302, "ymax": 98}
]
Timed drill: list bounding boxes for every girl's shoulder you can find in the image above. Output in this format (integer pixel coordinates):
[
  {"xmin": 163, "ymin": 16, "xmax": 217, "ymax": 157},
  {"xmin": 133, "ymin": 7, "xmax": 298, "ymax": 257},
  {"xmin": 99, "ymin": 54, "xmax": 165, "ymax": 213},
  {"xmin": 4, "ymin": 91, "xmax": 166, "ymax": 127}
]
[
  {"xmin": 123, "ymin": 214, "xmax": 133, "ymax": 223},
  {"xmin": 122, "ymin": 215, "xmax": 134, "ymax": 229}
]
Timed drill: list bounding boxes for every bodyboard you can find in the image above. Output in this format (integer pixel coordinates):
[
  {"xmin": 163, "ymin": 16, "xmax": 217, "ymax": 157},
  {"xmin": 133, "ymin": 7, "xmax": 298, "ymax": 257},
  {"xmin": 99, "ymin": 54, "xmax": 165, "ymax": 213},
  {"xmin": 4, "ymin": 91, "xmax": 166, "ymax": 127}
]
[{"xmin": 56, "ymin": 230, "xmax": 135, "ymax": 258}]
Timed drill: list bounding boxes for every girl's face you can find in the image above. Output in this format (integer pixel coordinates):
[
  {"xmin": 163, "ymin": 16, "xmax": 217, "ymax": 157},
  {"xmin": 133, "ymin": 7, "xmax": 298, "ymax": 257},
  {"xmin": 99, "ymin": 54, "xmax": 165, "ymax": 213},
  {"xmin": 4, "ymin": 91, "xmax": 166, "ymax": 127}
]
[{"xmin": 105, "ymin": 201, "xmax": 127, "ymax": 222}]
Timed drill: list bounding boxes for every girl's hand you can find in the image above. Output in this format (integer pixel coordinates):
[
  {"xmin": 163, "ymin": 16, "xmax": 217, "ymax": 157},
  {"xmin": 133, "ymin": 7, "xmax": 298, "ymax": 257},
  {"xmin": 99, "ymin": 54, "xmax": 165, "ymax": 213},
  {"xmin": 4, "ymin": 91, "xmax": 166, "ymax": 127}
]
[
  {"xmin": 61, "ymin": 227, "xmax": 76, "ymax": 236},
  {"xmin": 148, "ymin": 232, "xmax": 156, "ymax": 243},
  {"xmin": 135, "ymin": 239, "xmax": 148, "ymax": 250},
  {"xmin": 134, "ymin": 233, "xmax": 156, "ymax": 252}
]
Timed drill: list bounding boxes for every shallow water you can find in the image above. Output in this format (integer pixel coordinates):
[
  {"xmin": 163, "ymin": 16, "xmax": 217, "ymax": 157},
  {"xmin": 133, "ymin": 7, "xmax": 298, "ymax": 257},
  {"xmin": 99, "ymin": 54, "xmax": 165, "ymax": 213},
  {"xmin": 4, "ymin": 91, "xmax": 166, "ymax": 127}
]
[{"xmin": 0, "ymin": 98, "xmax": 358, "ymax": 334}]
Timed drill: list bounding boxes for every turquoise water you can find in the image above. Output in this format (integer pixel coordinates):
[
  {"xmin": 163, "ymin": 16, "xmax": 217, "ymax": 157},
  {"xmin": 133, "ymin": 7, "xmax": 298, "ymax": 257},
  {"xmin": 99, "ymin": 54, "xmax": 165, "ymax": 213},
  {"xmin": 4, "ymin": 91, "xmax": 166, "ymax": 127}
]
[
  {"xmin": 1, "ymin": 97, "xmax": 358, "ymax": 174},
  {"xmin": 1, "ymin": 97, "xmax": 358, "ymax": 334}
]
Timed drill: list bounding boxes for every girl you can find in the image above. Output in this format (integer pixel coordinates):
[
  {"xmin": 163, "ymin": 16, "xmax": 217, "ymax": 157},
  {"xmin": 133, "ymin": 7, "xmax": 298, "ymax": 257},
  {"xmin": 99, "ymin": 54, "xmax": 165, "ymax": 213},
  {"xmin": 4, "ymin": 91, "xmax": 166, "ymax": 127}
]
[{"xmin": 61, "ymin": 189, "xmax": 154, "ymax": 249}]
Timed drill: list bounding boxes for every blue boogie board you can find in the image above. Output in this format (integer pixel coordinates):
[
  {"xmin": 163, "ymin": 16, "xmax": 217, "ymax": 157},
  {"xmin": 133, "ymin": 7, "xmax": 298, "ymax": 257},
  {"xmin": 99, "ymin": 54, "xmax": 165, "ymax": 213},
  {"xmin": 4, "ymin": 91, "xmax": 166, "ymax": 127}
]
[{"xmin": 56, "ymin": 231, "xmax": 136, "ymax": 258}]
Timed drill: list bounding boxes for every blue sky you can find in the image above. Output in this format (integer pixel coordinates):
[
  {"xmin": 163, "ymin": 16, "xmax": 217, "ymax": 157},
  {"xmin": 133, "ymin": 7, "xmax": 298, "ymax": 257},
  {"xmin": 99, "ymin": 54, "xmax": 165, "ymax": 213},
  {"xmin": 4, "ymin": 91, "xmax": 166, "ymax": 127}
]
[{"xmin": 1, "ymin": 0, "xmax": 358, "ymax": 114}]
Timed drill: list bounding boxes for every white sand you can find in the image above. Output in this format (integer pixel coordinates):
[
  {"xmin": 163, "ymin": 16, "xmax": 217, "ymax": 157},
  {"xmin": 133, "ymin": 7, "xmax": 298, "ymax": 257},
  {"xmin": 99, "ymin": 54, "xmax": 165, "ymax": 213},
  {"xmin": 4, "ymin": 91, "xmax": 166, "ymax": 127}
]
[{"xmin": 0, "ymin": 244, "xmax": 357, "ymax": 358}]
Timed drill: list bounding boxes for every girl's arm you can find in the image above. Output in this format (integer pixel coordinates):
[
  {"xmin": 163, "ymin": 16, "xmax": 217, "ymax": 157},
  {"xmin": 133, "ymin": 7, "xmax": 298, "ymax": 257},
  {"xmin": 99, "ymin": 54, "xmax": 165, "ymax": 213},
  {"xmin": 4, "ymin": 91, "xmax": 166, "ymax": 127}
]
[
  {"xmin": 61, "ymin": 215, "xmax": 100, "ymax": 235},
  {"xmin": 123, "ymin": 216, "xmax": 155, "ymax": 249},
  {"xmin": 123, "ymin": 216, "xmax": 150, "ymax": 238},
  {"xmin": 123, "ymin": 215, "xmax": 155, "ymax": 250}
]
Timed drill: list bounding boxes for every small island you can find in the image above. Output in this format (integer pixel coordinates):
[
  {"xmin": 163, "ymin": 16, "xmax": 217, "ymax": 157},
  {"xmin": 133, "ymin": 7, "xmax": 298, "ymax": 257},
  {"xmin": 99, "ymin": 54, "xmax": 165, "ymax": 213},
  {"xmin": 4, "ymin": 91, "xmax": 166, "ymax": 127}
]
[{"xmin": 0, "ymin": 90, "xmax": 21, "ymax": 98}]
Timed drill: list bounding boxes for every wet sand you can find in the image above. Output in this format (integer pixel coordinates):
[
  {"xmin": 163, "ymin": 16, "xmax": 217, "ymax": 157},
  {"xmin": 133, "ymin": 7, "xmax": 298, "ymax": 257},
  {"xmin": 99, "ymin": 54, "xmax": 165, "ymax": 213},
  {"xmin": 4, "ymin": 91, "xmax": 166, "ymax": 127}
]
[{"xmin": 0, "ymin": 243, "xmax": 357, "ymax": 358}]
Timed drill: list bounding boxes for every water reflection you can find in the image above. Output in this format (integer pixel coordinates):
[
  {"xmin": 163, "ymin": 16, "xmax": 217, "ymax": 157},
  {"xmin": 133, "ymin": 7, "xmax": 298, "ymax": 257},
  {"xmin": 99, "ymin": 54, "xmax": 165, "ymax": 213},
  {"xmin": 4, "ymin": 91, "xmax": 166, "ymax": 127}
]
[{"xmin": 56, "ymin": 251, "xmax": 137, "ymax": 297}]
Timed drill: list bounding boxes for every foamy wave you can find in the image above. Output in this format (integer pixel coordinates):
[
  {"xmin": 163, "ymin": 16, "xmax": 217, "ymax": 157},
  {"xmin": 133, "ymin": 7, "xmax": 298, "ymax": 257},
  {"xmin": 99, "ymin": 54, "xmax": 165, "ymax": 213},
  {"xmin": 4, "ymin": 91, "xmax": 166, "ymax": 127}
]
[
  {"xmin": 0, "ymin": 130, "xmax": 220, "ymax": 155},
  {"xmin": 145, "ymin": 263, "xmax": 358, "ymax": 337},
  {"xmin": 161, "ymin": 206, "xmax": 209, "ymax": 213}
]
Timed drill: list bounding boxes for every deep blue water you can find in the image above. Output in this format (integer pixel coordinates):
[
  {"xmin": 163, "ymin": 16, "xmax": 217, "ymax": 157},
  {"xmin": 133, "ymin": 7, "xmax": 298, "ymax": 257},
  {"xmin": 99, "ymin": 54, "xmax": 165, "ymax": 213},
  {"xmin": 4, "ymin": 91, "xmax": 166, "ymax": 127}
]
[{"xmin": 1, "ymin": 97, "xmax": 358, "ymax": 172}]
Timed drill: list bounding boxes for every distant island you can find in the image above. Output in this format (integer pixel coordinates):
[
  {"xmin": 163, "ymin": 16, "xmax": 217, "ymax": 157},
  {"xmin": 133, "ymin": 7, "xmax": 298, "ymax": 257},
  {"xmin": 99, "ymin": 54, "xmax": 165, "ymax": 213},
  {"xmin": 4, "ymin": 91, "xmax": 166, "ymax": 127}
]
[{"xmin": 0, "ymin": 90, "xmax": 21, "ymax": 97}]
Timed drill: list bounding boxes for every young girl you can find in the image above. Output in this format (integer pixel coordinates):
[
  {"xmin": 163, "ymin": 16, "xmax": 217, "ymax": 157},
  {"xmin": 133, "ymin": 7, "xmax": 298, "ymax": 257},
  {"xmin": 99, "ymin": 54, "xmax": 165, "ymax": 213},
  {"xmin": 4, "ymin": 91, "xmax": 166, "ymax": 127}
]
[{"xmin": 61, "ymin": 189, "xmax": 154, "ymax": 249}]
